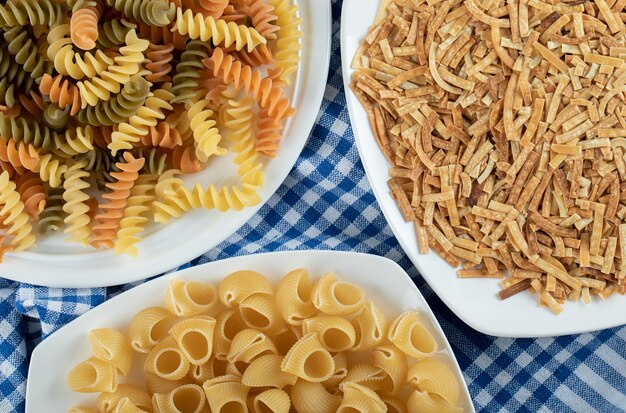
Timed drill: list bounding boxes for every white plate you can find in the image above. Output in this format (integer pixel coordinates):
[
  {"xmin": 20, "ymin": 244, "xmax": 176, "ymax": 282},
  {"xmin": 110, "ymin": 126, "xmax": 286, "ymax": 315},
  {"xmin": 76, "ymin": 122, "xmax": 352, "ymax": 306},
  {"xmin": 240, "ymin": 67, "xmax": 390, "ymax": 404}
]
[
  {"xmin": 340, "ymin": 0, "xmax": 626, "ymax": 337},
  {"xmin": 0, "ymin": 0, "xmax": 331, "ymax": 288},
  {"xmin": 26, "ymin": 250, "xmax": 475, "ymax": 412}
]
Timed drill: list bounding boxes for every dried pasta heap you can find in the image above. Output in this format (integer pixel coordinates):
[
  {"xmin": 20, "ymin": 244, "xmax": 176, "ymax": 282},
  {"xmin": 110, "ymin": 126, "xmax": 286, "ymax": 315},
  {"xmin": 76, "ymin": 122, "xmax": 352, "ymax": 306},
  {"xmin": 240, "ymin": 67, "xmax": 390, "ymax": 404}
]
[
  {"xmin": 0, "ymin": 0, "xmax": 302, "ymax": 258},
  {"xmin": 351, "ymin": 0, "xmax": 626, "ymax": 313},
  {"xmin": 67, "ymin": 270, "xmax": 465, "ymax": 413}
]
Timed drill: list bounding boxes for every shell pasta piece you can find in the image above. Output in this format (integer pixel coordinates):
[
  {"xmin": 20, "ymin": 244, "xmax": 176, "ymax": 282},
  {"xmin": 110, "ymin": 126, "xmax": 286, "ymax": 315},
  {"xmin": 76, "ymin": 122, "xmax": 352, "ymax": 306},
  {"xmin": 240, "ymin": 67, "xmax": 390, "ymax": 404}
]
[
  {"xmin": 218, "ymin": 270, "xmax": 273, "ymax": 307},
  {"xmin": 351, "ymin": 300, "xmax": 387, "ymax": 352},
  {"xmin": 146, "ymin": 373, "xmax": 191, "ymax": 395},
  {"xmin": 188, "ymin": 363, "xmax": 213, "ymax": 384},
  {"xmin": 388, "ymin": 311, "xmax": 437, "ymax": 359},
  {"xmin": 372, "ymin": 344, "xmax": 408, "ymax": 395},
  {"xmin": 112, "ymin": 397, "xmax": 148, "ymax": 413},
  {"xmin": 341, "ymin": 363, "xmax": 385, "ymax": 392},
  {"xmin": 239, "ymin": 292, "xmax": 284, "ymax": 334},
  {"xmin": 312, "ymin": 273, "xmax": 366, "ymax": 316},
  {"xmin": 337, "ymin": 382, "xmax": 387, "ymax": 413},
  {"xmin": 290, "ymin": 380, "xmax": 341, "ymax": 413},
  {"xmin": 128, "ymin": 307, "xmax": 173, "ymax": 353},
  {"xmin": 280, "ymin": 333, "xmax": 334, "ymax": 382},
  {"xmin": 152, "ymin": 384, "xmax": 207, "ymax": 413},
  {"xmin": 381, "ymin": 396, "xmax": 408, "ymax": 413},
  {"xmin": 165, "ymin": 279, "xmax": 219, "ymax": 317},
  {"xmin": 302, "ymin": 316, "xmax": 356, "ymax": 353},
  {"xmin": 227, "ymin": 329, "xmax": 278, "ymax": 364},
  {"xmin": 213, "ymin": 310, "xmax": 246, "ymax": 360},
  {"xmin": 202, "ymin": 375, "xmax": 249, "ymax": 413},
  {"xmin": 168, "ymin": 317, "xmax": 216, "ymax": 365},
  {"xmin": 406, "ymin": 358, "xmax": 460, "ymax": 405},
  {"xmin": 270, "ymin": 325, "xmax": 301, "ymax": 355},
  {"xmin": 241, "ymin": 354, "xmax": 297, "ymax": 388},
  {"xmin": 97, "ymin": 384, "xmax": 152, "ymax": 413},
  {"xmin": 253, "ymin": 389, "xmax": 291, "ymax": 413},
  {"xmin": 67, "ymin": 356, "xmax": 118, "ymax": 393},
  {"xmin": 88, "ymin": 328, "xmax": 133, "ymax": 375},
  {"xmin": 276, "ymin": 268, "xmax": 316, "ymax": 325},
  {"xmin": 323, "ymin": 353, "xmax": 348, "ymax": 391},
  {"xmin": 144, "ymin": 337, "xmax": 190, "ymax": 381},
  {"xmin": 407, "ymin": 390, "xmax": 463, "ymax": 413}
]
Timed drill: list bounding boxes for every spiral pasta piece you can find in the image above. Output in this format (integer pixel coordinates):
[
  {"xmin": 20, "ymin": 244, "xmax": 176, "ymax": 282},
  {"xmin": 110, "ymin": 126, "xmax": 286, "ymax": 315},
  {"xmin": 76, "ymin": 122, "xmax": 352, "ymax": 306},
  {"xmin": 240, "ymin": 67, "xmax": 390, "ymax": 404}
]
[
  {"xmin": 0, "ymin": 0, "xmax": 63, "ymax": 28},
  {"xmin": 137, "ymin": 22, "xmax": 188, "ymax": 51},
  {"xmin": 114, "ymin": 174, "xmax": 156, "ymax": 256},
  {"xmin": 35, "ymin": 153, "xmax": 67, "ymax": 188},
  {"xmin": 248, "ymin": 0, "xmax": 279, "ymax": 40},
  {"xmin": 62, "ymin": 160, "xmax": 92, "ymax": 245},
  {"xmin": 91, "ymin": 152, "xmax": 145, "ymax": 249},
  {"xmin": 70, "ymin": 4, "xmax": 102, "ymax": 51},
  {"xmin": 109, "ymin": 88, "xmax": 174, "ymax": 155},
  {"xmin": 0, "ymin": 137, "xmax": 39, "ymax": 175},
  {"xmin": 38, "ymin": 186, "xmax": 65, "ymax": 234},
  {"xmin": 43, "ymin": 104, "xmax": 70, "ymax": 131},
  {"xmin": 187, "ymin": 98, "xmax": 226, "ymax": 160},
  {"xmin": 47, "ymin": 24, "xmax": 115, "ymax": 80},
  {"xmin": 54, "ymin": 126, "xmax": 95, "ymax": 157},
  {"xmin": 106, "ymin": 0, "xmax": 176, "ymax": 26},
  {"xmin": 171, "ymin": 41, "xmax": 212, "ymax": 104},
  {"xmin": 145, "ymin": 43, "xmax": 175, "ymax": 83},
  {"xmin": 3, "ymin": 26, "xmax": 53, "ymax": 79},
  {"xmin": 209, "ymin": 48, "xmax": 295, "ymax": 121},
  {"xmin": 256, "ymin": 108, "xmax": 284, "ymax": 157},
  {"xmin": 97, "ymin": 19, "xmax": 136, "ymax": 49},
  {"xmin": 173, "ymin": 8, "xmax": 267, "ymax": 52},
  {"xmin": 141, "ymin": 122, "xmax": 183, "ymax": 149},
  {"xmin": 39, "ymin": 74, "xmax": 82, "ymax": 116},
  {"xmin": 0, "ymin": 171, "xmax": 35, "ymax": 251},
  {"xmin": 268, "ymin": 0, "xmax": 302, "ymax": 84},
  {"xmin": 0, "ymin": 113, "xmax": 59, "ymax": 151},
  {"xmin": 16, "ymin": 172, "xmax": 46, "ymax": 221},
  {"xmin": 77, "ymin": 76, "xmax": 151, "ymax": 127},
  {"xmin": 78, "ymin": 30, "xmax": 149, "ymax": 107}
]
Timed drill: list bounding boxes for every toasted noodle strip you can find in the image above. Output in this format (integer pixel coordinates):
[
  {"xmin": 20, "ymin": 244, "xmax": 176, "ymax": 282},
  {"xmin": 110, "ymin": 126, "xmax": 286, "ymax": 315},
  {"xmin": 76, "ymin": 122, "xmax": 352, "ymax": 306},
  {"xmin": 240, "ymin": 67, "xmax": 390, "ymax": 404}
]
[{"xmin": 352, "ymin": 0, "xmax": 626, "ymax": 313}]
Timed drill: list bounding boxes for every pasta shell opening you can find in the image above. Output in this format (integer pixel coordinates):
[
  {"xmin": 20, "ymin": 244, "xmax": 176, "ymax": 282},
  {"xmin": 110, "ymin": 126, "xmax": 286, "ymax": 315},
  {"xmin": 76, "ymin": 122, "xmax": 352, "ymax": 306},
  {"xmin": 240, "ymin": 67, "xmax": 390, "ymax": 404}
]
[
  {"xmin": 150, "ymin": 318, "xmax": 171, "ymax": 344},
  {"xmin": 172, "ymin": 385, "xmax": 205, "ymax": 412},
  {"xmin": 219, "ymin": 401, "xmax": 247, "ymax": 413},
  {"xmin": 240, "ymin": 306, "xmax": 270, "ymax": 329},
  {"xmin": 181, "ymin": 331, "xmax": 209, "ymax": 362},
  {"xmin": 186, "ymin": 282, "xmax": 216, "ymax": 306},
  {"xmin": 303, "ymin": 351, "xmax": 334, "ymax": 380},
  {"xmin": 333, "ymin": 283, "xmax": 363, "ymax": 307},
  {"xmin": 322, "ymin": 327, "xmax": 353, "ymax": 352},
  {"xmin": 253, "ymin": 389, "xmax": 291, "ymax": 413},
  {"xmin": 157, "ymin": 350, "xmax": 184, "ymax": 375},
  {"xmin": 410, "ymin": 324, "xmax": 437, "ymax": 355},
  {"xmin": 167, "ymin": 279, "xmax": 218, "ymax": 317},
  {"xmin": 67, "ymin": 357, "xmax": 117, "ymax": 393},
  {"xmin": 281, "ymin": 334, "xmax": 334, "ymax": 382},
  {"xmin": 218, "ymin": 270, "xmax": 273, "ymax": 307}
]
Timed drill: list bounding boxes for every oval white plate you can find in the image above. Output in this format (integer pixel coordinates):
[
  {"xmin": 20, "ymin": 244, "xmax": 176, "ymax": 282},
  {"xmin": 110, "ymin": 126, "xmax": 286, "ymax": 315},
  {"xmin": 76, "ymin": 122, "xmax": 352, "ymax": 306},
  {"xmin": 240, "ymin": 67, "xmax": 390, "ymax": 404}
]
[
  {"xmin": 0, "ymin": 0, "xmax": 331, "ymax": 288},
  {"xmin": 340, "ymin": 0, "xmax": 626, "ymax": 337},
  {"xmin": 25, "ymin": 250, "xmax": 475, "ymax": 412}
]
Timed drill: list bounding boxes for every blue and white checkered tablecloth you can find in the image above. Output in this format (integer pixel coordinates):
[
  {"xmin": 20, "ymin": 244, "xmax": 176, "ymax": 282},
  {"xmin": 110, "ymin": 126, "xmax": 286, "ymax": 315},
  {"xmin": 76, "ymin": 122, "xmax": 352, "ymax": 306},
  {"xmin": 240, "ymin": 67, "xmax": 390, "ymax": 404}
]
[{"xmin": 2, "ymin": 2, "xmax": 626, "ymax": 412}]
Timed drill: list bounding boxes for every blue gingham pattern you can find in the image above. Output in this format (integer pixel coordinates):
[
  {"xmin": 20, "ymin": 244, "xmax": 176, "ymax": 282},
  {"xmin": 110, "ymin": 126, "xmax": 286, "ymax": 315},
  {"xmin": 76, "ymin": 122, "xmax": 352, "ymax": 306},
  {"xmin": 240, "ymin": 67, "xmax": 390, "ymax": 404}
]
[{"xmin": 1, "ymin": 2, "xmax": 626, "ymax": 412}]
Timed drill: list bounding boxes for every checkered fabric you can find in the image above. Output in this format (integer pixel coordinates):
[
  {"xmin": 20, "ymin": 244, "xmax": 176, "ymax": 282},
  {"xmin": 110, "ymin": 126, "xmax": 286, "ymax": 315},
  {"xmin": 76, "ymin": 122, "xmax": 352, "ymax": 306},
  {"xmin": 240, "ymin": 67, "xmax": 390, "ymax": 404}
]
[{"xmin": 1, "ymin": 2, "xmax": 625, "ymax": 412}]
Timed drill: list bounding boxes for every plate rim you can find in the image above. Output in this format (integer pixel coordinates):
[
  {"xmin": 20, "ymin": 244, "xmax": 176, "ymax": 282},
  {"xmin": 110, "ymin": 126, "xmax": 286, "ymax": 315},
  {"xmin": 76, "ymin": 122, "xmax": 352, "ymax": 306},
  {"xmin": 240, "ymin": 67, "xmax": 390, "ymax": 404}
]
[
  {"xmin": 0, "ymin": 0, "xmax": 333, "ymax": 288},
  {"xmin": 26, "ymin": 249, "xmax": 475, "ymax": 413},
  {"xmin": 339, "ymin": 0, "xmax": 626, "ymax": 338}
]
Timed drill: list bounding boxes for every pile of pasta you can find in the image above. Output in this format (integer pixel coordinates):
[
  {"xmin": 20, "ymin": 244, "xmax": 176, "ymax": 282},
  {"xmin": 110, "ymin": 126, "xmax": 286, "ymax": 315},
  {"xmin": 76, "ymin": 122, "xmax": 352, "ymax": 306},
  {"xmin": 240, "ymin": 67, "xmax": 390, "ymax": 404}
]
[
  {"xmin": 0, "ymin": 0, "xmax": 301, "ymax": 258},
  {"xmin": 66, "ymin": 270, "xmax": 465, "ymax": 413}
]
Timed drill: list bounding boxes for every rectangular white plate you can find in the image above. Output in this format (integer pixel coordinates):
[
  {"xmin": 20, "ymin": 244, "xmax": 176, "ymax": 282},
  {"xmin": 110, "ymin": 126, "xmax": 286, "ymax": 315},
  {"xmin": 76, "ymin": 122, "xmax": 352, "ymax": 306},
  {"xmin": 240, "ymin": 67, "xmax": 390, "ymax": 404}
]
[
  {"xmin": 26, "ymin": 250, "xmax": 475, "ymax": 412},
  {"xmin": 340, "ymin": 0, "xmax": 626, "ymax": 337}
]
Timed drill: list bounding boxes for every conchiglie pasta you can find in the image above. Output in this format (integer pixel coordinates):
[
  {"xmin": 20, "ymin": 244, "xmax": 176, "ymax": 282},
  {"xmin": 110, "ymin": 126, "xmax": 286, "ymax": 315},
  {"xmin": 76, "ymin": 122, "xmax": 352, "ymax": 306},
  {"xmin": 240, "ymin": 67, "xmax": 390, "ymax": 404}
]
[
  {"xmin": 67, "ymin": 356, "xmax": 118, "ymax": 393},
  {"xmin": 218, "ymin": 270, "xmax": 273, "ymax": 307},
  {"xmin": 312, "ymin": 273, "xmax": 366, "ymax": 316},
  {"xmin": 144, "ymin": 336, "xmax": 190, "ymax": 381},
  {"xmin": 89, "ymin": 328, "xmax": 133, "ymax": 375},
  {"xmin": 239, "ymin": 292, "xmax": 284, "ymax": 334},
  {"xmin": 152, "ymin": 384, "xmax": 207, "ymax": 413},
  {"xmin": 280, "ymin": 333, "xmax": 334, "ymax": 382},
  {"xmin": 302, "ymin": 316, "xmax": 356, "ymax": 353},
  {"xmin": 388, "ymin": 311, "xmax": 437, "ymax": 359},
  {"xmin": 169, "ymin": 316, "xmax": 216, "ymax": 365},
  {"xmin": 98, "ymin": 384, "xmax": 152, "ymax": 412},
  {"xmin": 241, "ymin": 354, "xmax": 297, "ymax": 388},
  {"xmin": 166, "ymin": 279, "xmax": 219, "ymax": 317},
  {"xmin": 337, "ymin": 382, "xmax": 387, "ymax": 413},
  {"xmin": 202, "ymin": 375, "xmax": 249, "ymax": 413},
  {"xmin": 253, "ymin": 389, "xmax": 291, "ymax": 413},
  {"xmin": 407, "ymin": 390, "xmax": 463, "ymax": 413},
  {"xmin": 129, "ymin": 307, "xmax": 173, "ymax": 353},
  {"xmin": 351, "ymin": 300, "xmax": 387, "ymax": 352},
  {"xmin": 290, "ymin": 380, "xmax": 341, "ymax": 413},
  {"xmin": 213, "ymin": 309, "xmax": 246, "ymax": 360},
  {"xmin": 372, "ymin": 344, "xmax": 408, "ymax": 395},
  {"xmin": 341, "ymin": 363, "xmax": 385, "ymax": 392},
  {"xmin": 227, "ymin": 329, "xmax": 277, "ymax": 364},
  {"xmin": 276, "ymin": 268, "xmax": 316, "ymax": 325},
  {"xmin": 406, "ymin": 358, "xmax": 460, "ymax": 405}
]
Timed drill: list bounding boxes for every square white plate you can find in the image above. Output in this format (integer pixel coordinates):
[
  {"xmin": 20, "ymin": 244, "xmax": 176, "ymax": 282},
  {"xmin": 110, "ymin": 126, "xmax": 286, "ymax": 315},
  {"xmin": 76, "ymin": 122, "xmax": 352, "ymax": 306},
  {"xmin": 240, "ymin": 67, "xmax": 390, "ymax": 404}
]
[
  {"xmin": 0, "ymin": 0, "xmax": 331, "ymax": 288},
  {"xmin": 25, "ymin": 250, "xmax": 475, "ymax": 412},
  {"xmin": 340, "ymin": 0, "xmax": 626, "ymax": 337}
]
